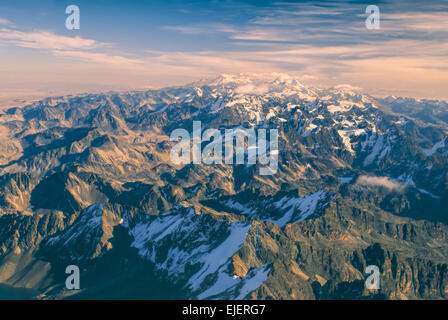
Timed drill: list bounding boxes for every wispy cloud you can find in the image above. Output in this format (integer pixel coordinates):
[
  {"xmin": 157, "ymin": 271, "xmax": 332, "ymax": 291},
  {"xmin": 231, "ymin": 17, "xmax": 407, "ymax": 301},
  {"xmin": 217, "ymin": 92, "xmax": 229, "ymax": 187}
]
[
  {"xmin": 164, "ymin": 1, "xmax": 448, "ymax": 46},
  {"xmin": 230, "ymin": 28, "xmax": 296, "ymax": 42},
  {"xmin": 0, "ymin": 24, "xmax": 139, "ymax": 67},
  {"xmin": 163, "ymin": 24, "xmax": 238, "ymax": 35},
  {"xmin": 0, "ymin": 18, "xmax": 13, "ymax": 26},
  {"xmin": 52, "ymin": 50, "xmax": 142, "ymax": 67},
  {"xmin": 0, "ymin": 29, "xmax": 99, "ymax": 50},
  {"xmin": 379, "ymin": 12, "xmax": 448, "ymax": 32}
]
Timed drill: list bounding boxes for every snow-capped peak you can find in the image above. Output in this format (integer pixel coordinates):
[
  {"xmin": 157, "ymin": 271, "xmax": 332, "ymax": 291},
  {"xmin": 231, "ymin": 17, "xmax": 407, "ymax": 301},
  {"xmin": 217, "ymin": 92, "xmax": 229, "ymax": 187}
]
[{"xmin": 190, "ymin": 73, "xmax": 311, "ymax": 96}]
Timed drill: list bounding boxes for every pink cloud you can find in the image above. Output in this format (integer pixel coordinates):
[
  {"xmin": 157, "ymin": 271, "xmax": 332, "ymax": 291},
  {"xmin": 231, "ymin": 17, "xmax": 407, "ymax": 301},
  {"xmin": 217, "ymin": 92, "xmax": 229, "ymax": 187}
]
[
  {"xmin": 0, "ymin": 29, "xmax": 99, "ymax": 50},
  {"xmin": 356, "ymin": 175, "xmax": 406, "ymax": 192}
]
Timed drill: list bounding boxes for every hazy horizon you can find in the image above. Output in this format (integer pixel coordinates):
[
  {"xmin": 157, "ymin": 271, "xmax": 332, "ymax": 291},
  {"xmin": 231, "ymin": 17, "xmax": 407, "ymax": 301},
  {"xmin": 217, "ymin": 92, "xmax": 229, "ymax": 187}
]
[{"xmin": 3, "ymin": 71, "xmax": 448, "ymax": 110}]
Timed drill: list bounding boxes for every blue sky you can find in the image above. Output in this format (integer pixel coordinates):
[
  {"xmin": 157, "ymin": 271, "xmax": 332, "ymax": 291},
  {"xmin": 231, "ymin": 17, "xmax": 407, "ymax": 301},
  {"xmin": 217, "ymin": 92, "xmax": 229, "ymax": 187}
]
[{"xmin": 1, "ymin": 0, "xmax": 448, "ymax": 104}]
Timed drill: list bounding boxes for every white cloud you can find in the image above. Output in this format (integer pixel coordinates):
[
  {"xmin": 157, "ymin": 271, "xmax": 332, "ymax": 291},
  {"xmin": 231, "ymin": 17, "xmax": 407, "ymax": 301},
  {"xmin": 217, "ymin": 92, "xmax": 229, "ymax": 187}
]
[
  {"xmin": 333, "ymin": 84, "xmax": 362, "ymax": 91},
  {"xmin": 163, "ymin": 26, "xmax": 210, "ymax": 35},
  {"xmin": 163, "ymin": 24, "xmax": 239, "ymax": 35},
  {"xmin": 356, "ymin": 175, "xmax": 406, "ymax": 192}
]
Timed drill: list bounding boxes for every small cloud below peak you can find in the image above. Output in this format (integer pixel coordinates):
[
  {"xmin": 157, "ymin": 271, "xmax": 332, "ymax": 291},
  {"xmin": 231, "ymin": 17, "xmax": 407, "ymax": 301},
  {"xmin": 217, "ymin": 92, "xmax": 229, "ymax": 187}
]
[{"xmin": 356, "ymin": 175, "xmax": 407, "ymax": 192}]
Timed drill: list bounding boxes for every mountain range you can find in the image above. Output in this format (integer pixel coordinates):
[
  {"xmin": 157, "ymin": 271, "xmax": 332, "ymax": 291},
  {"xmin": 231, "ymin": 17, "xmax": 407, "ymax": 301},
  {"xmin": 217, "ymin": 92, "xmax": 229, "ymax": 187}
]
[{"xmin": 0, "ymin": 73, "xmax": 447, "ymax": 299}]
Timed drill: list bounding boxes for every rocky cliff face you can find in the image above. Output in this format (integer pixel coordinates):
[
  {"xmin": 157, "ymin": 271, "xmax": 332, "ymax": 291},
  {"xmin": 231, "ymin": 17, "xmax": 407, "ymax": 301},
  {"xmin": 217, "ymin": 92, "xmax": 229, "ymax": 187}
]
[{"xmin": 0, "ymin": 73, "xmax": 447, "ymax": 299}]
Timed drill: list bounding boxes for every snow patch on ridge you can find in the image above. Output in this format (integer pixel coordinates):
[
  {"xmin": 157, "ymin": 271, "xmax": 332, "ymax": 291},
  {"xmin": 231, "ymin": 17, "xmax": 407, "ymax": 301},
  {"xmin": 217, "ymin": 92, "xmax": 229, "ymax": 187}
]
[
  {"xmin": 269, "ymin": 190, "xmax": 327, "ymax": 226},
  {"xmin": 188, "ymin": 222, "xmax": 251, "ymax": 290},
  {"xmin": 46, "ymin": 203, "xmax": 104, "ymax": 247},
  {"xmin": 128, "ymin": 206, "xmax": 251, "ymax": 292},
  {"xmin": 197, "ymin": 263, "xmax": 270, "ymax": 299},
  {"xmin": 219, "ymin": 190, "xmax": 328, "ymax": 227}
]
